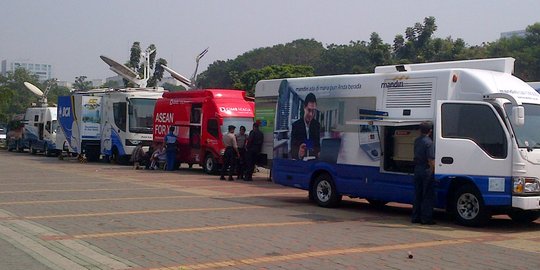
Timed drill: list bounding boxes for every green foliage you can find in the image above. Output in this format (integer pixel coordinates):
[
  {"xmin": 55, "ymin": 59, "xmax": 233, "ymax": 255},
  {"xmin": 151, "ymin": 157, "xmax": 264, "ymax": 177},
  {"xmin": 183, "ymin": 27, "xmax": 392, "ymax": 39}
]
[
  {"xmin": 73, "ymin": 76, "xmax": 92, "ymax": 91},
  {"xmin": 125, "ymin": 42, "xmax": 168, "ymax": 87},
  {"xmin": 161, "ymin": 82, "xmax": 186, "ymax": 92},
  {"xmin": 199, "ymin": 17, "xmax": 540, "ymax": 91},
  {"xmin": 0, "ymin": 69, "xmax": 39, "ymax": 122},
  {"xmin": 101, "ymin": 80, "xmax": 121, "ymax": 88},
  {"xmin": 197, "ymin": 39, "xmax": 324, "ymax": 89},
  {"xmin": 233, "ymin": 65, "xmax": 314, "ymax": 96},
  {"xmin": 0, "ymin": 69, "xmax": 69, "ymax": 123}
]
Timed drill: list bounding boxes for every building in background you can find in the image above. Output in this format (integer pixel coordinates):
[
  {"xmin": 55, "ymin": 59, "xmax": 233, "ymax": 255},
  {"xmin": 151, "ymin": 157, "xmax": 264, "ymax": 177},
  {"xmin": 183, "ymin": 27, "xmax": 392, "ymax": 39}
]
[
  {"xmin": 1, "ymin": 59, "xmax": 53, "ymax": 81},
  {"xmin": 90, "ymin": 79, "xmax": 104, "ymax": 88},
  {"xmin": 56, "ymin": 81, "xmax": 72, "ymax": 88}
]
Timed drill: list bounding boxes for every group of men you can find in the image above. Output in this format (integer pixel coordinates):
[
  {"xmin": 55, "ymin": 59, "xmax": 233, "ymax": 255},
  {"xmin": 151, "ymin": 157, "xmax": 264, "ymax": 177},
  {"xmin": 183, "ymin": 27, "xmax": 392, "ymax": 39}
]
[{"xmin": 221, "ymin": 122, "xmax": 264, "ymax": 181}]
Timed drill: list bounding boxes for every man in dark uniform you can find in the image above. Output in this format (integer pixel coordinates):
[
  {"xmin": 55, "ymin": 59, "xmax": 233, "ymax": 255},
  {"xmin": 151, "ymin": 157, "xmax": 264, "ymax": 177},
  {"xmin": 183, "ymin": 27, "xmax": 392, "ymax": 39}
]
[
  {"xmin": 412, "ymin": 121, "xmax": 436, "ymax": 225},
  {"xmin": 245, "ymin": 123, "xmax": 264, "ymax": 181},
  {"xmin": 221, "ymin": 125, "xmax": 239, "ymax": 181},
  {"xmin": 164, "ymin": 126, "xmax": 177, "ymax": 171}
]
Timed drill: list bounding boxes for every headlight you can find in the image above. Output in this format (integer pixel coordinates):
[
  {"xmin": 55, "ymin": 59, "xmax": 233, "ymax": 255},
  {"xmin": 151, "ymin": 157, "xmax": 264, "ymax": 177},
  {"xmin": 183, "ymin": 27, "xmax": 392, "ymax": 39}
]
[{"xmin": 513, "ymin": 177, "xmax": 540, "ymax": 194}]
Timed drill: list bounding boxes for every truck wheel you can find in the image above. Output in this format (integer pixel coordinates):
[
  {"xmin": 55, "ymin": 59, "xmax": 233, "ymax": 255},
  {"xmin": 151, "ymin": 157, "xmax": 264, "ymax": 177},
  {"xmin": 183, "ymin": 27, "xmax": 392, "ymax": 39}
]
[
  {"xmin": 110, "ymin": 148, "xmax": 119, "ymax": 164},
  {"xmin": 30, "ymin": 144, "xmax": 37, "ymax": 155},
  {"xmin": 44, "ymin": 144, "xmax": 51, "ymax": 157},
  {"xmin": 204, "ymin": 154, "xmax": 217, "ymax": 174},
  {"xmin": 453, "ymin": 184, "xmax": 490, "ymax": 227},
  {"xmin": 311, "ymin": 173, "xmax": 342, "ymax": 208},
  {"xmin": 508, "ymin": 210, "xmax": 540, "ymax": 223},
  {"xmin": 7, "ymin": 139, "xmax": 13, "ymax": 152},
  {"xmin": 16, "ymin": 142, "xmax": 23, "ymax": 152}
]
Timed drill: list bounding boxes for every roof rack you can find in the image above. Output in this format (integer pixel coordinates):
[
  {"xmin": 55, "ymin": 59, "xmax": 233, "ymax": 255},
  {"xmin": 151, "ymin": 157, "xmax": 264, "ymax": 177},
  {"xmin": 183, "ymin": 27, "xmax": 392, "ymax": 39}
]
[{"xmin": 375, "ymin": 58, "xmax": 515, "ymax": 74}]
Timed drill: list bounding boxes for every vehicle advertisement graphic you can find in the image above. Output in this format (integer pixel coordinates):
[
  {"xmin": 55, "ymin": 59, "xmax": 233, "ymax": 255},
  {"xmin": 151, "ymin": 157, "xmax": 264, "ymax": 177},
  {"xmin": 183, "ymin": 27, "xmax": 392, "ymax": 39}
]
[
  {"xmin": 58, "ymin": 96, "xmax": 74, "ymax": 147},
  {"xmin": 275, "ymin": 79, "xmax": 380, "ymax": 166},
  {"xmin": 81, "ymin": 96, "xmax": 102, "ymax": 139}
]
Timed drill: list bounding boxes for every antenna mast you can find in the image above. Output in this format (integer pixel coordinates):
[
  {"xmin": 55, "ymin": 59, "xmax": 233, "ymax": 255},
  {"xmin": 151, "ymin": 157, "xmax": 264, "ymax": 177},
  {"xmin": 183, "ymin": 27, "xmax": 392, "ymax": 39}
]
[{"xmin": 190, "ymin": 47, "xmax": 209, "ymax": 88}]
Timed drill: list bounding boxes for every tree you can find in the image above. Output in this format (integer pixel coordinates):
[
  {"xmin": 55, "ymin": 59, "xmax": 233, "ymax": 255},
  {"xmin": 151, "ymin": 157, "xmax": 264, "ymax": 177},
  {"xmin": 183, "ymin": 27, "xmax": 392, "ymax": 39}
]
[
  {"xmin": 161, "ymin": 82, "xmax": 186, "ymax": 92},
  {"xmin": 233, "ymin": 64, "xmax": 314, "ymax": 96},
  {"xmin": 45, "ymin": 79, "xmax": 70, "ymax": 106},
  {"xmin": 0, "ymin": 69, "xmax": 40, "ymax": 122},
  {"xmin": 124, "ymin": 42, "xmax": 167, "ymax": 88},
  {"xmin": 147, "ymin": 58, "xmax": 167, "ymax": 87},
  {"xmin": 73, "ymin": 76, "xmax": 92, "ymax": 91},
  {"xmin": 198, "ymin": 39, "xmax": 324, "ymax": 88},
  {"xmin": 316, "ymin": 41, "xmax": 371, "ymax": 75}
]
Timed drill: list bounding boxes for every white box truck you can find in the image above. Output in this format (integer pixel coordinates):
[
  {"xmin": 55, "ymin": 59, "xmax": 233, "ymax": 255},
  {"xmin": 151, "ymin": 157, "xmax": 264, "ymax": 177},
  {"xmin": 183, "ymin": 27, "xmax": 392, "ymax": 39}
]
[
  {"xmin": 56, "ymin": 87, "xmax": 163, "ymax": 162},
  {"xmin": 255, "ymin": 57, "xmax": 540, "ymax": 226}
]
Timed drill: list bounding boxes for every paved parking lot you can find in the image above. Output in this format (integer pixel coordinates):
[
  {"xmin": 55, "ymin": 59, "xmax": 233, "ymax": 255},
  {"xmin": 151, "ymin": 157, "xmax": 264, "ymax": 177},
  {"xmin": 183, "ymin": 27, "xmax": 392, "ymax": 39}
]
[{"xmin": 0, "ymin": 150, "xmax": 539, "ymax": 270}]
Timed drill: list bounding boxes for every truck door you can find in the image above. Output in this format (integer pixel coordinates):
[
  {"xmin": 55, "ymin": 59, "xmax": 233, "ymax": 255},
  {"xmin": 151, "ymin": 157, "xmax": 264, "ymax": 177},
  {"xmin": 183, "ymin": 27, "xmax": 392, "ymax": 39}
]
[
  {"xmin": 435, "ymin": 100, "xmax": 512, "ymax": 187},
  {"xmin": 190, "ymin": 104, "xmax": 202, "ymax": 150}
]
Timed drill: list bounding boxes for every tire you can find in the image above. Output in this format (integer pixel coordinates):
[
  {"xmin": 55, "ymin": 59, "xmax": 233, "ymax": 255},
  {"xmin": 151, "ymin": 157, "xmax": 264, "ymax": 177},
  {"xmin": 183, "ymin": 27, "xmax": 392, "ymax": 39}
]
[
  {"xmin": 16, "ymin": 141, "xmax": 23, "ymax": 152},
  {"xmin": 204, "ymin": 153, "xmax": 217, "ymax": 175},
  {"xmin": 110, "ymin": 148, "xmax": 119, "ymax": 164},
  {"xmin": 508, "ymin": 210, "xmax": 540, "ymax": 224},
  {"xmin": 367, "ymin": 199, "xmax": 388, "ymax": 208},
  {"xmin": 30, "ymin": 144, "xmax": 37, "ymax": 155},
  {"xmin": 453, "ymin": 184, "xmax": 490, "ymax": 227},
  {"xmin": 311, "ymin": 173, "xmax": 342, "ymax": 208},
  {"xmin": 44, "ymin": 144, "xmax": 51, "ymax": 157}
]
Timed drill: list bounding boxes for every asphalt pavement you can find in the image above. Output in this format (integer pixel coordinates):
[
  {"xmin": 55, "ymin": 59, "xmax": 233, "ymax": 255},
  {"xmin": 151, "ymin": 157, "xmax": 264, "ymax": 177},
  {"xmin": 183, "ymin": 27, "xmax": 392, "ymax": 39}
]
[{"xmin": 0, "ymin": 149, "xmax": 538, "ymax": 270}]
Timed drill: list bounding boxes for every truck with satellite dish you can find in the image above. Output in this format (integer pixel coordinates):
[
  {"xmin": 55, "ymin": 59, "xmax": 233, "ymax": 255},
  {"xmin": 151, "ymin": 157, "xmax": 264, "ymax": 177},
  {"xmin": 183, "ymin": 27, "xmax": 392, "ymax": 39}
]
[
  {"xmin": 256, "ymin": 57, "xmax": 540, "ymax": 226},
  {"xmin": 7, "ymin": 82, "xmax": 59, "ymax": 156},
  {"xmin": 56, "ymin": 49, "xmax": 164, "ymax": 162},
  {"xmin": 154, "ymin": 48, "xmax": 255, "ymax": 173}
]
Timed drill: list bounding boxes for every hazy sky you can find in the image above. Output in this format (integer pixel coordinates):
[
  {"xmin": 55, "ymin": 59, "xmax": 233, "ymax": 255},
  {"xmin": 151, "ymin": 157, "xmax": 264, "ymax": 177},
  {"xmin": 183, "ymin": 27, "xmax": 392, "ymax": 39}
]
[{"xmin": 1, "ymin": 0, "xmax": 539, "ymax": 83}]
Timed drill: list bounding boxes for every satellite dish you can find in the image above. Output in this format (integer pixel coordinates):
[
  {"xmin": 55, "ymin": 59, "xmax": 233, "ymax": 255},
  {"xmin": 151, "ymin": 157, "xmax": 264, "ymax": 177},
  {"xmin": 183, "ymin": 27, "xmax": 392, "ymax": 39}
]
[
  {"xmin": 161, "ymin": 64, "xmax": 192, "ymax": 87},
  {"xmin": 100, "ymin": 55, "xmax": 146, "ymax": 87},
  {"xmin": 24, "ymin": 82, "xmax": 44, "ymax": 97},
  {"xmin": 24, "ymin": 81, "xmax": 48, "ymax": 107}
]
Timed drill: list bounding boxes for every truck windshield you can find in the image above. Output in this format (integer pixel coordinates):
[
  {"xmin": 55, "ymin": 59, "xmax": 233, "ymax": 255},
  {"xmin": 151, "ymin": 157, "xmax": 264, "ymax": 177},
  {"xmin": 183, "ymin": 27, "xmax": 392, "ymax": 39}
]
[
  {"xmin": 505, "ymin": 103, "xmax": 540, "ymax": 148},
  {"xmin": 221, "ymin": 118, "xmax": 254, "ymax": 135},
  {"xmin": 129, "ymin": 98, "xmax": 156, "ymax": 134}
]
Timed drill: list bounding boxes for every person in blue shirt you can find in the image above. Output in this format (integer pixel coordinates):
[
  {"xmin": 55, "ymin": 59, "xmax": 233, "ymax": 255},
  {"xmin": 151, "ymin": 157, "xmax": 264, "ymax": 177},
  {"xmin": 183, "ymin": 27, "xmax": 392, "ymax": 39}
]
[
  {"xmin": 164, "ymin": 126, "xmax": 177, "ymax": 171},
  {"xmin": 412, "ymin": 121, "xmax": 436, "ymax": 225}
]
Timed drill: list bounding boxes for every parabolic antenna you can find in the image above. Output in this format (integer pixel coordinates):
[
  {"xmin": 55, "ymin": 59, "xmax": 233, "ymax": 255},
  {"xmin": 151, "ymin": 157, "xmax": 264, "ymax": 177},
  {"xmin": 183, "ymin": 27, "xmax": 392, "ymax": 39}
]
[
  {"xmin": 161, "ymin": 64, "xmax": 192, "ymax": 87},
  {"xmin": 24, "ymin": 82, "xmax": 44, "ymax": 97},
  {"xmin": 100, "ymin": 55, "xmax": 146, "ymax": 87}
]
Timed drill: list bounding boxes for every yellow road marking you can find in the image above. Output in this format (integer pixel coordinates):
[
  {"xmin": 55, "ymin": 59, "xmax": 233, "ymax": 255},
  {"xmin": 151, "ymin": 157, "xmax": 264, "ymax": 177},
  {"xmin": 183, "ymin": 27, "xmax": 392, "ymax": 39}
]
[
  {"xmin": 72, "ymin": 221, "xmax": 317, "ymax": 239},
  {"xmin": 0, "ymin": 187, "xmax": 162, "ymax": 194},
  {"xmin": 0, "ymin": 181, "xmax": 117, "ymax": 186},
  {"xmin": 150, "ymin": 239, "xmax": 470, "ymax": 270},
  {"xmin": 0, "ymin": 192, "xmax": 301, "ymax": 205},
  {"xmin": 25, "ymin": 206, "xmax": 264, "ymax": 219}
]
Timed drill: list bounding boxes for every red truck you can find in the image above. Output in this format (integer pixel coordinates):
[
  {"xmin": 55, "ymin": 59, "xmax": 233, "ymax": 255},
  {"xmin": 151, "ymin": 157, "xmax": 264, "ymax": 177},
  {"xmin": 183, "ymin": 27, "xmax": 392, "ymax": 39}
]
[{"xmin": 153, "ymin": 89, "xmax": 255, "ymax": 173}]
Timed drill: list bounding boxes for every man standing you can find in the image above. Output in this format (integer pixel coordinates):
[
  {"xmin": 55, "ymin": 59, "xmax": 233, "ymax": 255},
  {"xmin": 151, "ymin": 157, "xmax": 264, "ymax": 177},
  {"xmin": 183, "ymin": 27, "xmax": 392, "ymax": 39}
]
[
  {"xmin": 245, "ymin": 122, "xmax": 264, "ymax": 181},
  {"xmin": 290, "ymin": 93, "xmax": 320, "ymax": 160},
  {"xmin": 221, "ymin": 125, "xmax": 239, "ymax": 181},
  {"xmin": 164, "ymin": 126, "xmax": 177, "ymax": 171},
  {"xmin": 412, "ymin": 121, "xmax": 436, "ymax": 225},
  {"xmin": 235, "ymin": 126, "xmax": 248, "ymax": 180}
]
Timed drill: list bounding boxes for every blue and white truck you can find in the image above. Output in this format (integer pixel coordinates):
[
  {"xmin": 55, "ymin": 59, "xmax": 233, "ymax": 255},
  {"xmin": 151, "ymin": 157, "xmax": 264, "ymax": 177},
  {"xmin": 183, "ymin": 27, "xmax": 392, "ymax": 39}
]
[
  {"xmin": 56, "ymin": 88, "xmax": 163, "ymax": 162},
  {"xmin": 256, "ymin": 58, "xmax": 540, "ymax": 226}
]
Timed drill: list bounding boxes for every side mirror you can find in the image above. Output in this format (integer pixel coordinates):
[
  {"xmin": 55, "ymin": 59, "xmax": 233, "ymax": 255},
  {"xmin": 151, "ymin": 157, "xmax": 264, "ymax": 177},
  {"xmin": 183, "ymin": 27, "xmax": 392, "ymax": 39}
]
[{"xmin": 512, "ymin": 106, "xmax": 525, "ymax": 127}]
